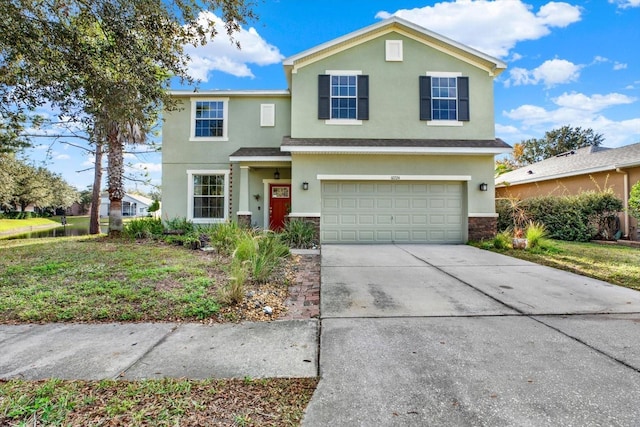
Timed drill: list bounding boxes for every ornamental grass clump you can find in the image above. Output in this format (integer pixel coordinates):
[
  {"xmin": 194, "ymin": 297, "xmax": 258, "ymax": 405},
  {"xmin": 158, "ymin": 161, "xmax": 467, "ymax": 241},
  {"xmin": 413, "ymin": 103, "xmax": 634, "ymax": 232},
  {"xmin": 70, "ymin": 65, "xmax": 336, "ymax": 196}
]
[{"xmin": 525, "ymin": 221, "xmax": 547, "ymax": 249}]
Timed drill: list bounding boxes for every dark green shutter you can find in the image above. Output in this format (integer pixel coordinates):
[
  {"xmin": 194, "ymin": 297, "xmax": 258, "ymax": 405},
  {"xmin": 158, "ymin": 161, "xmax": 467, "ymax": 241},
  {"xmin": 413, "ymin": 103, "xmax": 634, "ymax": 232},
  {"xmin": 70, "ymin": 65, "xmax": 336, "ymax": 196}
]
[
  {"xmin": 419, "ymin": 76, "xmax": 431, "ymax": 121},
  {"xmin": 318, "ymin": 74, "xmax": 330, "ymax": 119},
  {"xmin": 357, "ymin": 75, "xmax": 369, "ymax": 120},
  {"xmin": 457, "ymin": 76, "xmax": 470, "ymax": 121}
]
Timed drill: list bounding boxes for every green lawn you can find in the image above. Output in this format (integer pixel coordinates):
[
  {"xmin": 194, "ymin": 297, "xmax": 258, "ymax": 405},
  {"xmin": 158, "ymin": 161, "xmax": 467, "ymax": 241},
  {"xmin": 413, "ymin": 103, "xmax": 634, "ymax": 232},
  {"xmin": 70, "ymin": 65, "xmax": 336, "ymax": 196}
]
[
  {"xmin": 480, "ymin": 240, "xmax": 640, "ymax": 291},
  {"xmin": 0, "ymin": 217, "xmax": 60, "ymax": 233},
  {"xmin": 0, "ymin": 236, "xmax": 231, "ymax": 322}
]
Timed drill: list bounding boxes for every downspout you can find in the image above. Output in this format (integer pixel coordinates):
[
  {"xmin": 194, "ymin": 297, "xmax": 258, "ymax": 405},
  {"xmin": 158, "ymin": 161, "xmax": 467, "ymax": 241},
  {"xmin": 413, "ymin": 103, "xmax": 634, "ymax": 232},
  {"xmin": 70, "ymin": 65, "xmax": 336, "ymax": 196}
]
[{"xmin": 615, "ymin": 167, "xmax": 630, "ymax": 238}]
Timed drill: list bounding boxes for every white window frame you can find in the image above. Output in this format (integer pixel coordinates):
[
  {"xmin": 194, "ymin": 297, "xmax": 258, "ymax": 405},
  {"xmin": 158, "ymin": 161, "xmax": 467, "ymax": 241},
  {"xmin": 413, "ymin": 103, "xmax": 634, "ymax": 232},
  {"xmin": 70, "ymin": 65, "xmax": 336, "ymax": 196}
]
[
  {"xmin": 325, "ymin": 69, "xmax": 362, "ymax": 125},
  {"xmin": 190, "ymin": 98, "xmax": 229, "ymax": 141},
  {"xmin": 187, "ymin": 169, "xmax": 230, "ymax": 223},
  {"xmin": 426, "ymin": 72, "xmax": 463, "ymax": 127}
]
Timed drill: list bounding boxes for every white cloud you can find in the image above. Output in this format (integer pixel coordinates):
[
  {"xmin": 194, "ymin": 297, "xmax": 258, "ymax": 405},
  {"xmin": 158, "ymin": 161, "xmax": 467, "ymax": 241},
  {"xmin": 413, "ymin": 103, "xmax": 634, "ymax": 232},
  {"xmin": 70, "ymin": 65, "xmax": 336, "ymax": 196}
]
[
  {"xmin": 503, "ymin": 92, "xmax": 639, "ymax": 146},
  {"xmin": 184, "ymin": 11, "xmax": 284, "ymax": 82},
  {"xmin": 613, "ymin": 62, "xmax": 628, "ymax": 70},
  {"xmin": 505, "ymin": 59, "xmax": 582, "ymax": 87},
  {"xmin": 376, "ymin": 1, "xmax": 581, "ymax": 58},
  {"xmin": 609, "ymin": 0, "xmax": 640, "ymax": 8},
  {"xmin": 130, "ymin": 162, "xmax": 162, "ymax": 173},
  {"xmin": 55, "ymin": 154, "xmax": 70, "ymax": 160}
]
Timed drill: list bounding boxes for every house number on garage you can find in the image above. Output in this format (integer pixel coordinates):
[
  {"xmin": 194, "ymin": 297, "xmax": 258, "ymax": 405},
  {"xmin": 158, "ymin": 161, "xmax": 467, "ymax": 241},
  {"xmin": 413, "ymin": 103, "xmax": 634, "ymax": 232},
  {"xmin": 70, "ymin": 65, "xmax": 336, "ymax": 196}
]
[{"xmin": 390, "ymin": 176, "xmax": 400, "ymax": 180}]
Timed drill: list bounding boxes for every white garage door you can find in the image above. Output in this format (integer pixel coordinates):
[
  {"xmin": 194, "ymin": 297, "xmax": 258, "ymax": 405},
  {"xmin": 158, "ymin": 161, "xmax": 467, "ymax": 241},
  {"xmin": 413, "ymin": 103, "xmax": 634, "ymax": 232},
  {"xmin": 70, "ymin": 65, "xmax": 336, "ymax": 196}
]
[{"xmin": 321, "ymin": 181, "xmax": 464, "ymax": 243}]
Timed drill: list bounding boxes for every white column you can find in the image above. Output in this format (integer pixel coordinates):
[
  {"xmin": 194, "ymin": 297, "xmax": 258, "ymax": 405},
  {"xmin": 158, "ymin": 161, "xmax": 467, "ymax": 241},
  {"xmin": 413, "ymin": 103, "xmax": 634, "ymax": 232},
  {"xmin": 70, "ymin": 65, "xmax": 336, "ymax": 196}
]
[{"xmin": 237, "ymin": 166, "xmax": 251, "ymax": 214}]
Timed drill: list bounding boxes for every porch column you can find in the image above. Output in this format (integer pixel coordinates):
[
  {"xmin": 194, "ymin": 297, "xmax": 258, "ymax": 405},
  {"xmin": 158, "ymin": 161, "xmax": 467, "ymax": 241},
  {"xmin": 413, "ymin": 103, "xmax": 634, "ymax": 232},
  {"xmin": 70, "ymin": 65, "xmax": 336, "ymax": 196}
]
[{"xmin": 236, "ymin": 166, "xmax": 252, "ymax": 227}]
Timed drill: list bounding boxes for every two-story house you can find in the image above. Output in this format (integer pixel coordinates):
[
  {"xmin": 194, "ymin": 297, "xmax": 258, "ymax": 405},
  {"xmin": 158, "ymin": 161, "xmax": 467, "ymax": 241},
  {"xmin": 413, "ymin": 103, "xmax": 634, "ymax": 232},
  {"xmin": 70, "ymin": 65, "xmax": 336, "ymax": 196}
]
[{"xmin": 162, "ymin": 17, "xmax": 510, "ymax": 243}]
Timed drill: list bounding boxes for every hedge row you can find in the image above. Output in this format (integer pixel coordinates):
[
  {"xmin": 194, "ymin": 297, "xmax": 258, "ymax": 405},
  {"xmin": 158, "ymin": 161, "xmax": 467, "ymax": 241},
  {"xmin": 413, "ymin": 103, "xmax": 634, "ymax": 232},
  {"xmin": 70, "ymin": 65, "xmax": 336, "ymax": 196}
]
[{"xmin": 496, "ymin": 191, "xmax": 623, "ymax": 242}]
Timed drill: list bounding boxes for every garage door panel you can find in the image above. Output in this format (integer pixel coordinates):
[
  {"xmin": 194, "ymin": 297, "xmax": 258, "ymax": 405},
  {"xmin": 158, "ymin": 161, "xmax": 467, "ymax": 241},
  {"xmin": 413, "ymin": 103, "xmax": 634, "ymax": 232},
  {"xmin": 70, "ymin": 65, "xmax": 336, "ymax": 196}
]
[{"xmin": 321, "ymin": 181, "xmax": 464, "ymax": 243}]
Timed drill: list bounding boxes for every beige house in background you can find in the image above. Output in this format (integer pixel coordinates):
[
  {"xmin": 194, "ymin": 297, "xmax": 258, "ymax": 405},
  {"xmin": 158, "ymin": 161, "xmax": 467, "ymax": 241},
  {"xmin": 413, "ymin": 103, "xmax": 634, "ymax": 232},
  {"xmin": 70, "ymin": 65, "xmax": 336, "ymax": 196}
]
[{"xmin": 496, "ymin": 143, "xmax": 640, "ymax": 240}]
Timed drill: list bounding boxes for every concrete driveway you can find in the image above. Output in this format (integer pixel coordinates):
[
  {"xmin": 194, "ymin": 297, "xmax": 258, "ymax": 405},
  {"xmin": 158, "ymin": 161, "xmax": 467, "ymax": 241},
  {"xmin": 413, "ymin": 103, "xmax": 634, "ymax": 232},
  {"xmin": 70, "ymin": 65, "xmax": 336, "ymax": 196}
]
[{"xmin": 303, "ymin": 244, "xmax": 640, "ymax": 426}]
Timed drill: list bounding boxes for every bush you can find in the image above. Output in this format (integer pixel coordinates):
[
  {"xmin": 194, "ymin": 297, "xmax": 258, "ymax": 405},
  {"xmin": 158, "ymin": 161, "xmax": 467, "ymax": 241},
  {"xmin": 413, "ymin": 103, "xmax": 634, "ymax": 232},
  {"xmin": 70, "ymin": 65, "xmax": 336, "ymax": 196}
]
[
  {"xmin": 164, "ymin": 217, "xmax": 194, "ymax": 235},
  {"xmin": 492, "ymin": 229, "xmax": 512, "ymax": 250},
  {"xmin": 280, "ymin": 219, "xmax": 317, "ymax": 249},
  {"xmin": 497, "ymin": 191, "xmax": 623, "ymax": 242},
  {"xmin": 525, "ymin": 221, "xmax": 546, "ymax": 249},
  {"xmin": 219, "ymin": 260, "xmax": 249, "ymax": 305},
  {"xmin": 124, "ymin": 217, "xmax": 164, "ymax": 239},
  {"xmin": 629, "ymin": 180, "xmax": 640, "ymax": 221},
  {"xmin": 251, "ymin": 232, "xmax": 290, "ymax": 283},
  {"xmin": 206, "ymin": 222, "xmax": 243, "ymax": 256}
]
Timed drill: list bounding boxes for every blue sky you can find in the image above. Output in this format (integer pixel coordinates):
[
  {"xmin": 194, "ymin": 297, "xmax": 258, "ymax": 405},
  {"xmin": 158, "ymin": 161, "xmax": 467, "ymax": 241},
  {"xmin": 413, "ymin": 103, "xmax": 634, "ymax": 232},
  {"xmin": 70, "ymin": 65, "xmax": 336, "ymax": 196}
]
[{"xmin": 28, "ymin": 0, "xmax": 640, "ymax": 192}]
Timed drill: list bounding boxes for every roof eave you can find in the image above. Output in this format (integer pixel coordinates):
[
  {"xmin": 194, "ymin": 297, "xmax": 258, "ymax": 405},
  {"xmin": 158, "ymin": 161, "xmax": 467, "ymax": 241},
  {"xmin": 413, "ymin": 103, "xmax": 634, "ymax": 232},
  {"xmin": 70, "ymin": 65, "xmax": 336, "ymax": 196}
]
[{"xmin": 284, "ymin": 146, "xmax": 512, "ymax": 155}]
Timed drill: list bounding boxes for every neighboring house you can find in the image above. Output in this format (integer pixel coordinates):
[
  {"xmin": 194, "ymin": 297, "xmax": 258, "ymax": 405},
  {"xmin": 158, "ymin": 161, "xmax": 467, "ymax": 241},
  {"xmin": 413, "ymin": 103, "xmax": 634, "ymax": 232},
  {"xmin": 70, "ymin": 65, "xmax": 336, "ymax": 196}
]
[
  {"xmin": 162, "ymin": 17, "xmax": 510, "ymax": 243},
  {"xmin": 99, "ymin": 193, "xmax": 153, "ymax": 218},
  {"xmin": 496, "ymin": 143, "xmax": 640, "ymax": 240}
]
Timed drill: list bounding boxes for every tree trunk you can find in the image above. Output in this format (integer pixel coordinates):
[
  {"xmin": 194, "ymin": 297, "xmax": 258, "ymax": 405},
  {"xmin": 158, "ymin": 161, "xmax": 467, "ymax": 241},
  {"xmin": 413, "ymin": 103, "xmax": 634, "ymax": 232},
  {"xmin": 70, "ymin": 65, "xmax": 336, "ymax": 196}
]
[
  {"xmin": 89, "ymin": 141, "xmax": 103, "ymax": 235},
  {"xmin": 107, "ymin": 125, "xmax": 125, "ymax": 237}
]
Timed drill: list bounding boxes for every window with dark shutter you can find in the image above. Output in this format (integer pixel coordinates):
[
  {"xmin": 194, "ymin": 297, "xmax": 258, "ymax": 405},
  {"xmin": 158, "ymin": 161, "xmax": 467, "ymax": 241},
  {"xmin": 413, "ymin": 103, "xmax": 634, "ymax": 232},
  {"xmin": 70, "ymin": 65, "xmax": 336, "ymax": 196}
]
[
  {"xmin": 318, "ymin": 74, "xmax": 330, "ymax": 119},
  {"xmin": 457, "ymin": 76, "xmax": 470, "ymax": 121},
  {"xmin": 419, "ymin": 76, "xmax": 431, "ymax": 121},
  {"xmin": 357, "ymin": 75, "xmax": 369, "ymax": 120}
]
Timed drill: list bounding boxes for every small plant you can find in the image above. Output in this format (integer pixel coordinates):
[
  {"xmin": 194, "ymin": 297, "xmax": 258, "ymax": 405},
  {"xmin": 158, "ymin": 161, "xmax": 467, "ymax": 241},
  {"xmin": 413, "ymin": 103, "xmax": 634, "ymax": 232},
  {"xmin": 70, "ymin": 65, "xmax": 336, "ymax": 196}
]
[
  {"xmin": 492, "ymin": 229, "xmax": 512, "ymax": 250},
  {"xmin": 219, "ymin": 260, "xmax": 249, "ymax": 305},
  {"xmin": 124, "ymin": 217, "xmax": 164, "ymax": 239},
  {"xmin": 280, "ymin": 219, "xmax": 317, "ymax": 249},
  {"xmin": 251, "ymin": 233, "xmax": 290, "ymax": 283},
  {"xmin": 525, "ymin": 221, "xmax": 547, "ymax": 249},
  {"xmin": 164, "ymin": 217, "xmax": 194, "ymax": 235},
  {"xmin": 206, "ymin": 221, "xmax": 243, "ymax": 255}
]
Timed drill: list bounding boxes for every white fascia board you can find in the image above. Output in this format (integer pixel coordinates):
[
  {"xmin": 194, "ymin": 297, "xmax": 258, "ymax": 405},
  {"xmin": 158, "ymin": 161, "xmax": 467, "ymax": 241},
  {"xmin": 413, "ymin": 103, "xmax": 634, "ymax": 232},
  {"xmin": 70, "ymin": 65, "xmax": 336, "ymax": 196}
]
[
  {"xmin": 317, "ymin": 174, "xmax": 472, "ymax": 181},
  {"xmin": 229, "ymin": 156, "xmax": 292, "ymax": 162},
  {"xmin": 286, "ymin": 146, "xmax": 512, "ymax": 155},
  {"xmin": 495, "ymin": 165, "xmax": 620, "ymax": 187},
  {"xmin": 171, "ymin": 90, "xmax": 290, "ymax": 97}
]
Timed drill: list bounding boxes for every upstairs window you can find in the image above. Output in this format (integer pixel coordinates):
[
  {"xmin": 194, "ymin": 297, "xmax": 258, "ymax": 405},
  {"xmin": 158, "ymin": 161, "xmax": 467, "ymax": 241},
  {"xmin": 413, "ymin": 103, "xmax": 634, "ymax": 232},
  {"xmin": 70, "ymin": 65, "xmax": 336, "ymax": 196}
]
[
  {"xmin": 318, "ymin": 73, "xmax": 369, "ymax": 123},
  {"xmin": 419, "ymin": 74, "xmax": 469, "ymax": 123},
  {"xmin": 331, "ymin": 75, "xmax": 357, "ymax": 119},
  {"xmin": 190, "ymin": 98, "xmax": 229, "ymax": 141}
]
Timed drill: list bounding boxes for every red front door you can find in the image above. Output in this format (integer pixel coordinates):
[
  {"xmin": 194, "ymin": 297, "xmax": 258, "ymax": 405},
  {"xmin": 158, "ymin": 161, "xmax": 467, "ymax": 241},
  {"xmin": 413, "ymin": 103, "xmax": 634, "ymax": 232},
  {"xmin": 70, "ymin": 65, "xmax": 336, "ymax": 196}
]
[{"xmin": 269, "ymin": 184, "xmax": 291, "ymax": 231}]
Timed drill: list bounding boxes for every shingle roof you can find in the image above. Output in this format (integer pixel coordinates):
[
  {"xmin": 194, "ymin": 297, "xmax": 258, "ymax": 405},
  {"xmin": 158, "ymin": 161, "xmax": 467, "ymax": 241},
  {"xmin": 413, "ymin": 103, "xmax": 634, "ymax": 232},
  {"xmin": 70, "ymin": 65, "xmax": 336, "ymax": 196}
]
[
  {"xmin": 282, "ymin": 137, "xmax": 510, "ymax": 148},
  {"xmin": 496, "ymin": 142, "xmax": 640, "ymax": 186},
  {"xmin": 230, "ymin": 147, "xmax": 291, "ymax": 157}
]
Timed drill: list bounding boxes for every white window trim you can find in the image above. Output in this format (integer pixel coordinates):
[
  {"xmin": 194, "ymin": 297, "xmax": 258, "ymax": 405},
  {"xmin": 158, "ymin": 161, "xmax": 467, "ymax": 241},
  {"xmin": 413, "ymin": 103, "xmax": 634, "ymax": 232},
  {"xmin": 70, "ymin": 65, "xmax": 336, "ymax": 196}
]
[
  {"xmin": 325, "ymin": 70, "xmax": 363, "ymax": 125},
  {"xmin": 189, "ymin": 97, "xmax": 229, "ymax": 142},
  {"xmin": 187, "ymin": 169, "xmax": 230, "ymax": 224},
  {"xmin": 426, "ymin": 71, "xmax": 463, "ymax": 125}
]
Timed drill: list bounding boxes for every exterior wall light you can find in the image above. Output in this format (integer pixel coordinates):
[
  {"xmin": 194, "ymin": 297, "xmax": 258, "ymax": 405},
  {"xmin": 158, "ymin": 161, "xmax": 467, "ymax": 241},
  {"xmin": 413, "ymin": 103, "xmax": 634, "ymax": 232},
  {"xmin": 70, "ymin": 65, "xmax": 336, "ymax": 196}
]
[
  {"xmin": 479, "ymin": 182, "xmax": 488, "ymax": 191},
  {"xmin": 274, "ymin": 168, "xmax": 280, "ymax": 180},
  {"xmin": 302, "ymin": 182, "xmax": 309, "ymax": 190}
]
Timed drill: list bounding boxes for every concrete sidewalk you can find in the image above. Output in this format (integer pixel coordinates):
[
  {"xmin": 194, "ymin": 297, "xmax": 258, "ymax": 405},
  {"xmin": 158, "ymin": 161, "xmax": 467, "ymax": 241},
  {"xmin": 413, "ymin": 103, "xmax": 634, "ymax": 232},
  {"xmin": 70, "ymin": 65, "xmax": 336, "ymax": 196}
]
[{"xmin": 0, "ymin": 320, "xmax": 318, "ymax": 380}]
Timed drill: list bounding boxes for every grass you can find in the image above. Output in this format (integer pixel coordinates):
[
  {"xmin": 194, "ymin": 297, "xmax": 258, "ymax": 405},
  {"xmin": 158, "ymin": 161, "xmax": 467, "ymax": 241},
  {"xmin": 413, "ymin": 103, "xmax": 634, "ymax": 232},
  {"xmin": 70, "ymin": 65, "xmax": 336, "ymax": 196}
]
[
  {"xmin": 0, "ymin": 377, "xmax": 318, "ymax": 426},
  {"xmin": 477, "ymin": 239, "xmax": 640, "ymax": 291},
  {"xmin": 0, "ymin": 217, "xmax": 60, "ymax": 233},
  {"xmin": 0, "ymin": 235, "xmax": 232, "ymax": 322}
]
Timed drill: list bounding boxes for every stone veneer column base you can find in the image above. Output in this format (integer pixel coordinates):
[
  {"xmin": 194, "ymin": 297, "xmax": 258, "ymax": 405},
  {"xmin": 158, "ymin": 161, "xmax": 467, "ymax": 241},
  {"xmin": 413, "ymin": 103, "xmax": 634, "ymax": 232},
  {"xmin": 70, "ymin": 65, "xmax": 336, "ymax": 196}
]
[
  {"xmin": 468, "ymin": 216, "xmax": 497, "ymax": 242},
  {"xmin": 237, "ymin": 214, "xmax": 251, "ymax": 228}
]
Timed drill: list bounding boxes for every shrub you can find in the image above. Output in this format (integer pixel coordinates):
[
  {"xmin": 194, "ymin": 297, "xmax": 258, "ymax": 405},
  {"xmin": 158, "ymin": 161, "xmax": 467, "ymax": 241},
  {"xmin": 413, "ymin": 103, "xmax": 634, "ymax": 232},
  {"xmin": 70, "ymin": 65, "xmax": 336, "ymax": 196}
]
[
  {"xmin": 628, "ymin": 180, "xmax": 640, "ymax": 220},
  {"xmin": 164, "ymin": 217, "xmax": 194, "ymax": 234},
  {"xmin": 206, "ymin": 221, "xmax": 243, "ymax": 255},
  {"xmin": 251, "ymin": 232, "xmax": 290, "ymax": 283},
  {"xmin": 233, "ymin": 232, "xmax": 258, "ymax": 262},
  {"xmin": 492, "ymin": 229, "xmax": 512, "ymax": 250},
  {"xmin": 280, "ymin": 219, "xmax": 317, "ymax": 249},
  {"xmin": 124, "ymin": 217, "xmax": 164, "ymax": 239},
  {"xmin": 219, "ymin": 260, "xmax": 249, "ymax": 305},
  {"xmin": 525, "ymin": 221, "xmax": 546, "ymax": 249},
  {"xmin": 497, "ymin": 191, "xmax": 624, "ymax": 242}
]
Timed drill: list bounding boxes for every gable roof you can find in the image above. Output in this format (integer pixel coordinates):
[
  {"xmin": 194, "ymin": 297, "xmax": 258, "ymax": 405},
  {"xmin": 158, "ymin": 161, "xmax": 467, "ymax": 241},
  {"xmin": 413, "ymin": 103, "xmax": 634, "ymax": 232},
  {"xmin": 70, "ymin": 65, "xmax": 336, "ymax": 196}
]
[
  {"xmin": 282, "ymin": 16, "xmax": 507, "ymax": 87},
  {"xmin": 496, "ymin": 142, "xmax": 640, "ymax": 187}
]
